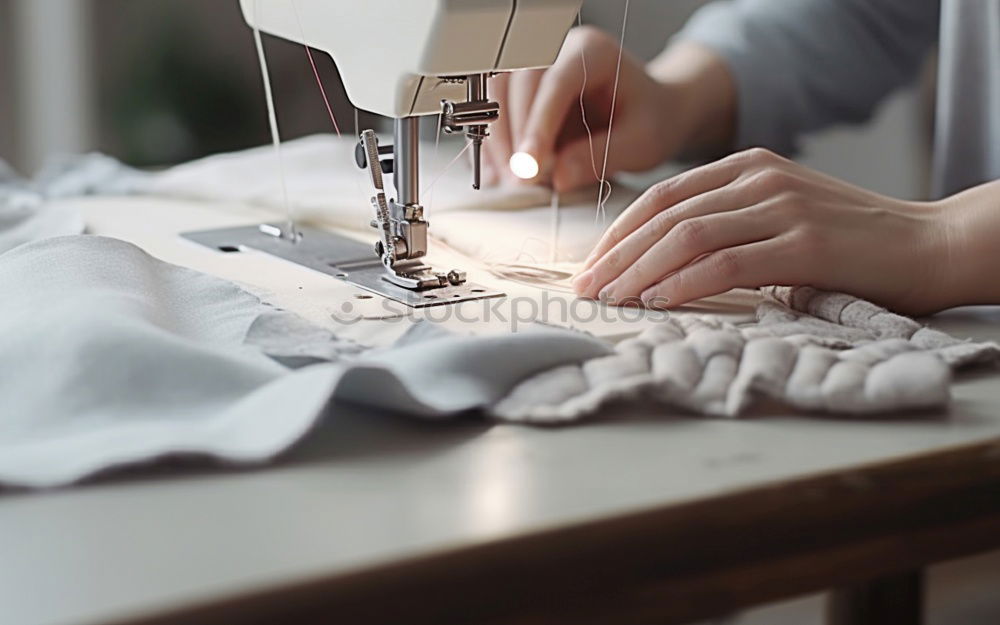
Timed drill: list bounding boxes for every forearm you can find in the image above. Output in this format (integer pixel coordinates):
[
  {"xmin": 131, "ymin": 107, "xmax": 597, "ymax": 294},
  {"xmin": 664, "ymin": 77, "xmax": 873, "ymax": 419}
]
[
  {"xmin": 646, "ymin": 41, "xmax": 737, "ymax": 160},
  {"xmin": 938, "ymin": 180, "xmax": 1000, "ymax": 308}
]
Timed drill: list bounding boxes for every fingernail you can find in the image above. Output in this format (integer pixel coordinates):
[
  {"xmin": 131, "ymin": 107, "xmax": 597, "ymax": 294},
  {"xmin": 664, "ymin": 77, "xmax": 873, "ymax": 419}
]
[
  {"xmin": 571, "ymin": 270, "xmax": 593, "ymax": 293},
  {"xmin": 598, "ymin": 286, "xmax": 614, "ymax": 304}
]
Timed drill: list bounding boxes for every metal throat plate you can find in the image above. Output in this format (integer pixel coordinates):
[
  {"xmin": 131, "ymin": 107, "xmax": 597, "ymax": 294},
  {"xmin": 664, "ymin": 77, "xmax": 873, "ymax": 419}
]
[{"xmin": 181, "ymin": 224, "xmax": 505, "ymax": 308}]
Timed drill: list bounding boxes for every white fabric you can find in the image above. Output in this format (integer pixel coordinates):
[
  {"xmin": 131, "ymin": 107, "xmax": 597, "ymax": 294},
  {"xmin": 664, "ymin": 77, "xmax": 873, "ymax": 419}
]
[
  {"xmin": 435, "ymin": 197, "xmax": 632, "ymax": 265},
  {"xmin": 0, "ymin": 235, "xmax": 309, "ymax": 488},
  {"xmin": 0, "ymin": 201, "xmax": 83, "ymax": 256},
  {"xmin": 0, "ymin": 153, "xmax": 140, "ymax": 253}
]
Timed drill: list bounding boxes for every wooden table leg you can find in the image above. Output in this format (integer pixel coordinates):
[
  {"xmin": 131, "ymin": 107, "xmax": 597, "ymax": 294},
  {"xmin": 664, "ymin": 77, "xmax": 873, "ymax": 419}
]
[{"xmin": 826, "ymin": 570, "xmax": 924, "ymax": 625}]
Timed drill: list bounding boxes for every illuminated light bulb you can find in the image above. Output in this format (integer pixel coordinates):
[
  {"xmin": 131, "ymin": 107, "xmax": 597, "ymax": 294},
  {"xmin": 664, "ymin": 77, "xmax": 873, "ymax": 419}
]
[{"xmin": 509, "ymin": 151, "xmax": 540, "ymax": 180}]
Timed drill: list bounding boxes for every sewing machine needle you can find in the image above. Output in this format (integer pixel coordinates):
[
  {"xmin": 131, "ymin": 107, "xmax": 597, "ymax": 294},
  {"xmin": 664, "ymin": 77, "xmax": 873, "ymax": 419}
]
[{"xmin": 471, "ymin": 139, "xmax": 482, "ymax": 190}]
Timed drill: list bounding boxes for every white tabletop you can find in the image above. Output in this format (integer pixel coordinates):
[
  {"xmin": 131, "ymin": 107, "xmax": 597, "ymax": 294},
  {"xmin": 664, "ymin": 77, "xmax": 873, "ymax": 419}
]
[{"xmin": 2, "ymin": 197, "xmax": 999, "ymax": 625}]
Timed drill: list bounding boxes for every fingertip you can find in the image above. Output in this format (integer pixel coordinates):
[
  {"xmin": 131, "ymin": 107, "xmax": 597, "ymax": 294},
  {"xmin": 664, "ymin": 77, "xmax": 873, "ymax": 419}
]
[
  {"xmin": 570, "ymin": 269, "xmax": 594, "ymax": 296},
  {"xmin": 552, "ymin": 159, "xmax": 584, "ymax": 193},
  {"xmin": 640, "ymin": 288, "xmax": 673, "ymax": 310}
]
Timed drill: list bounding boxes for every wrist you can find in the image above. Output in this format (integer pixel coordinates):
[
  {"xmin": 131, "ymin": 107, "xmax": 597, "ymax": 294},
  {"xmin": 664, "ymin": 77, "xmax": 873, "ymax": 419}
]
[
  {"xmin": 931, "ymin": 183, "xmax": 1000, "ymax": 309},
  {"xmin": 910, "ymin": 199, "xmax": 964, "ymax": 312}
]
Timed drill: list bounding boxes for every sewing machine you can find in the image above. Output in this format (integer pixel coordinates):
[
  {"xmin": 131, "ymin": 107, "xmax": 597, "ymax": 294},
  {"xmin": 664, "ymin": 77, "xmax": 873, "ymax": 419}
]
[{"xmin": 183, "ymin": 0, "xmax": 581, "ymax": 307}]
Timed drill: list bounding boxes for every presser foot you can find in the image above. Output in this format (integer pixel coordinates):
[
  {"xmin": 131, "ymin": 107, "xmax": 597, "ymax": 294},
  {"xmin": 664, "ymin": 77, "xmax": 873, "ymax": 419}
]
[{"xmin": 382, "ymin": 260, "xmax": 467, "ymax": 291}]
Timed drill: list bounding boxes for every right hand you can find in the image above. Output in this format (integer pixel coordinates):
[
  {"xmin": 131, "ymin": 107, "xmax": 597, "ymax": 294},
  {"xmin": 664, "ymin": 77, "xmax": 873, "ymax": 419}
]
[{"xmin": 482, "ymin": 25, "xmax": 685, "ymax": 192}]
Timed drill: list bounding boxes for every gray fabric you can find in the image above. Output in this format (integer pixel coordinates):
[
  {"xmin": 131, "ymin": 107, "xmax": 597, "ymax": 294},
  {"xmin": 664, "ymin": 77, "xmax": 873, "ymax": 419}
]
[
  {"xmin": 0, "ymin": 160, "xmax": 83, "ymax": 254},
  {"xmin": 678, "ymin": 0, "xmax": 999, "ymax": 197},
  {"xmin": 0, "ymin": 200, "xmax": 83, "ymax": 257},
  {"xmin": 333, "ymin": 323, "xmax": 613, "ymax": 419},
  {"xmin": 244, "ymin": 310, "xmax": 368, "ymax": 368},
  {"xmin": 0, "ymin": 236, "xmax": 612, "ymax": 488},
  {"xmin": 0, "ymin": 153, "xmax": 150, "ymax": 255},
  {"xmin": 0, "ymin": 235, "xmax": 325, "ymax": 488},
  {"xmin": 491, "ymin": 287, "xmax": 1000, "ymax": 422}
]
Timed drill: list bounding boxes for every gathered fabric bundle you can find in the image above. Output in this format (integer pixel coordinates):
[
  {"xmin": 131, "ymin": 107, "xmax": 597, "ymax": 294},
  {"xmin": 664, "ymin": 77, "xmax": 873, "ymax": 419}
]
[{"xmin": 492, "ymin": 287, "xmax": 1000, "ymax": 422}]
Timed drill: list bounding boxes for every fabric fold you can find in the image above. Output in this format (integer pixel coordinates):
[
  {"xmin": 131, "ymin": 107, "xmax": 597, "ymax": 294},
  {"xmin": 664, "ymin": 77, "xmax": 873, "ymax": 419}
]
[{"xmin": 0, "ymin": 235, "xmax": 612, "ymax": 488}]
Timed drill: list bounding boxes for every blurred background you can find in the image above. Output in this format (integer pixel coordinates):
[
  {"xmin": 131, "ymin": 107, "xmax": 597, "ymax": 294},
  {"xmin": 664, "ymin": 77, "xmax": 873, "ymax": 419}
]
[{"xmin": 1, "ymin": 0, "xmax": 932, "ymax": 200}]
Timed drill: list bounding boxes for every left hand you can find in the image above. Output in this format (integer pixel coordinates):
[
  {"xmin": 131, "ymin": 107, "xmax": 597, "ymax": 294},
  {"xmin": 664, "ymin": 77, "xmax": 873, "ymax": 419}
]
[{"xmin": 572, "ymin": 148, "xmax": 951, "ymax": 316}]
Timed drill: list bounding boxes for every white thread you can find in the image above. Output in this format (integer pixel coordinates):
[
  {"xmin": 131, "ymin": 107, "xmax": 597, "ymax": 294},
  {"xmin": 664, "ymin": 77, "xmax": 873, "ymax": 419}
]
[
  {"xmin": 549, "ymin": 190, "xmax": 560, "ymax": 263},
  {"xmin": 497, "ymin": 6, "xmax": 632, "ymax": 276},
  {"xmin": 577, "ymin": 12, "xmax": 601, "ymax": 187},
  {"xmin": 251, "ymin": 0, "xmax": 296, "ymax": 240},
  {"xmin": 424, "ymin": 140, "xmax": 472, "ymax": 195},
  {"xmin": 486, "ymin": 263, "xmax": 576, "ymax": 294},
  {"xmin": 595, "ymin": 0, "xmax": 630, "ymax": 224},
  {"xmin": 431, "ymin": 236, "xmax": 573, "ymax": 293},
  {"xmin": 507, "ymin": 237, "xmax": 546, "ymax": 265},
  {"xmin": 427, "ymin": 113, "xmax": 445, "ymax": 213}
]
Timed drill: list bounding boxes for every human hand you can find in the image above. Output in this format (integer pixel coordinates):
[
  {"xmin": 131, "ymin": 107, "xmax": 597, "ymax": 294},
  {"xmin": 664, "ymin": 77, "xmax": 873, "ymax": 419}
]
[
  {"xmin": 481, "ymin": 26, "xmax": 686, "ymax": 191},
  {"xmin": 572, "ymin": 148, "xmax": 953, "ymax": 316}
]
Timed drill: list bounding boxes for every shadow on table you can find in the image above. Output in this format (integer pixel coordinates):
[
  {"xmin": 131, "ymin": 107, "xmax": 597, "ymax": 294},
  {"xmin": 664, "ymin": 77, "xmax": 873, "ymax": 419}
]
[
  {"xmin": 0, "ymin": 401, "xmax": 496, "ymax": 495},
  {"xmin": 283, "ymin": 400, "xmax": 497, "ymax": 466}
]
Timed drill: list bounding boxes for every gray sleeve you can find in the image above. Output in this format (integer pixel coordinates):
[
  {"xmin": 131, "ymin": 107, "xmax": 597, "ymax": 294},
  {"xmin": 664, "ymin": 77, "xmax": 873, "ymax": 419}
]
[{"xmin": 675, "ymin": 0, "xmax": 941, "ymax": 154}]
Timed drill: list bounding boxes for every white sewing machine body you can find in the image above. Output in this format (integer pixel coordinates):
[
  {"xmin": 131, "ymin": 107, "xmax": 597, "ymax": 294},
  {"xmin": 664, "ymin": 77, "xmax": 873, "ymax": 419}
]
[
  {"xmin": 186, "ymin": 0, "xmax": 582, "ymax": 306},
  {"xmin": 239, "ymin": 0, "xmax": 581, "ymax": 118}
]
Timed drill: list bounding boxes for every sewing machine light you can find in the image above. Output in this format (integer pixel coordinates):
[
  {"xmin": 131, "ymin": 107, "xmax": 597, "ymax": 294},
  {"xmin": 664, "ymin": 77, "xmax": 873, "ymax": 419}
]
[{"xmin": 509, "ymin": 152, "xmax": 539, "ymax": 180}]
